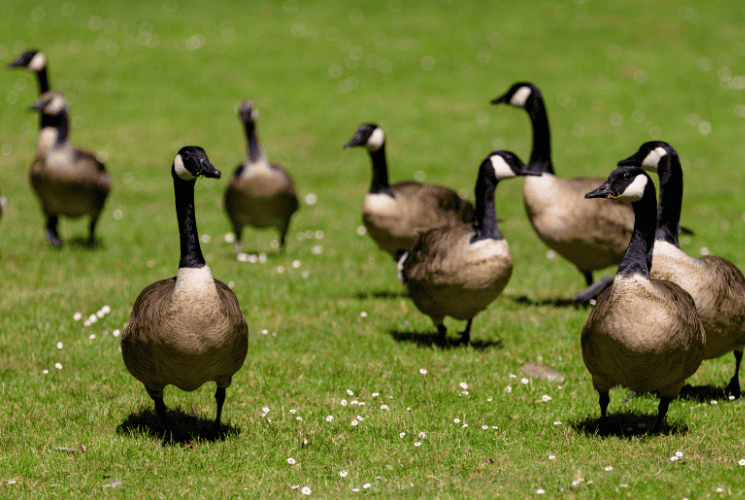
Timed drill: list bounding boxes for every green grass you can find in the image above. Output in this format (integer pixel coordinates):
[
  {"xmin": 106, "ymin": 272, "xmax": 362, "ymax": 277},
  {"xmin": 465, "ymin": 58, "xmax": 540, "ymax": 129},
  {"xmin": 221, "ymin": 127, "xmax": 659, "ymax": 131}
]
[{"xmin": 2, "ymin": 0, "xmax": 745, "ymax": 498}]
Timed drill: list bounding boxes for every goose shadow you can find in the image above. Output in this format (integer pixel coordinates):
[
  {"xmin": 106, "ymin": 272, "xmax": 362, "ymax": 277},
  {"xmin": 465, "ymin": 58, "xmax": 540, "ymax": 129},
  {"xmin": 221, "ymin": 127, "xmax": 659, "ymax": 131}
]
[
  {"xmin": 354, "ymin": 290, "xmax": 409, "ymax": 300},
  {"xmin": 389, "ymin": 329, "xmax": 504, "ymax": 350},
  {"xmin": 677, "ymin": 383, "xmax": 737, "ymax": 402},
  {"xmin": 116, "ymin": 407, "xmax": 240, "ymax": 445},
  {"xmin": 507, "ymin": 294, "xmax": 579, "ymax": 308},
  {"xmin": 570, "ymin": 411, "xmax": 688, "ymax": 438},
  {"xmin": 65, "ymin": 237, "xmax": 106, "ymax": 250}
]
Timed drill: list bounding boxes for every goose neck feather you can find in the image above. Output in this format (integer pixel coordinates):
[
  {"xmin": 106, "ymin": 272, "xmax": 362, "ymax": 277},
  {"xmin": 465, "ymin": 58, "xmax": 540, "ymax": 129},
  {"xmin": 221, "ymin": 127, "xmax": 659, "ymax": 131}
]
[
  {"xmin": 243, "ymin": 121, "xmax": 269, "ymax": 166},
  {"xmin": 654, "ymin": 151, "xmax": 683, "ymax": 247},
  {"xmin": 367, "ymin": 145, "xmax": 394, "ymax": 196},
  {"xmin": 525, "ymin": 92, "xmax": 554, "ymax": 175},
  {"xmin": 172, "ymin": 173, "xmax": 207, "ymax": 268},
  {"xmin": 616, "ymin": 178, "xmax": 657, "ymax": 278},
  {"xmin": 471, "ymin": 173, "xmax": 502, "ymax": 242}
]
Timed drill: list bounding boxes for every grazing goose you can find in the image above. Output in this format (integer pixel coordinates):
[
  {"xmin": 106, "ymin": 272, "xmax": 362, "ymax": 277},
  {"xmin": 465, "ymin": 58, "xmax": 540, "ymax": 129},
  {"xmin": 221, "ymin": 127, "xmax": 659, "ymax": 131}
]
[
  {"xmin": 122, "ymin": 146, "xmax": 249, "ymax": 433},
  {"xmin": 224, "ymin": 100, "xmax": 298, "ymax": 255},
  {"xmin": 619, "ymin": 141, "xmax": 745, "ymax": 397},
  {"xmin": 398, "ymin": 150, "xmax": 537, "ymax": 345},
  {"xmin": 345, "ymin": 123, "xmax": 476, "ymax": 258},
  {"xmin": 29, "ymin": 91, "xmax": 111, "ymax": 246},
  {"xmin": 8, "ymin": 49, "xmax": 54, "ymax": 129},
  {"xmin": 582, "ymin": 165, "xmax": 705, "ymax": 433}
]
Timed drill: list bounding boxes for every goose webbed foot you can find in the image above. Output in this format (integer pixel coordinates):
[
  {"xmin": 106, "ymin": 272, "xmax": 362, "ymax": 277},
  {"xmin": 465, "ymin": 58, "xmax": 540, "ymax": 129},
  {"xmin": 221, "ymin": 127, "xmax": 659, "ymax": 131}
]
[{"xmin": 572, "ymin": 276, "xmax": 613, "ymax": 305}]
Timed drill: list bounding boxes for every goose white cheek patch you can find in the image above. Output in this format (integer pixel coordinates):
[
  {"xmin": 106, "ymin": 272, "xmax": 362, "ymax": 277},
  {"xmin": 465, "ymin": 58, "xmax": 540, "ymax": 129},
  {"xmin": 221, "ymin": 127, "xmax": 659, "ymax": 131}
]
[
  {"xmin": 617, "ymin": 174, "xmax": 648, "ymax": 201},
  {"xmin": 510, "ymin": 86, "xmax": 532, "ymax": 107},
  {"xmin": 29, "ymin": 52, "xmax": 46, "ymax": 71},
  {"xmin": 47, "ymin": 95, "xmax": 66, "ymax": 115},
  {"xmin": 174, "ymin": 154, "xmax": 197, "ymax": 180},
  {"xmin": 366, "ymin": 128, "xmax": 385, "ymax": 151},
  {"xmin": 490, "ymin": 155, "xmax": 516, "ymax": 179},
  {"xmin": 641, "ymin": 147, "xmax": 667, "ymax": 171}
]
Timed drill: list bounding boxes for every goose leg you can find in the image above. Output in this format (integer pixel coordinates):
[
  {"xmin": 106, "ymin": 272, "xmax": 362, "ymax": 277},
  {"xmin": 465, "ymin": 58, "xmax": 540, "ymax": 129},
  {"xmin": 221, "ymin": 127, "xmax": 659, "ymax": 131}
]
[
  {"xmin": 87, "ymin": 215, "xmax": 99, "ymax": 247},
  {"xmin": 459, "ymin": 319, "xmax": 473, "ymax": 345},
  {"xmin": 213, "ymin": 386, "xmax": 226, "ymax": 431},
  {"xmin": 654, "ymin": 396, "xmax": 673, "ymax": 433},
  {"xmin": 45, "ymin": 215, "xmax": 63, "ymax": 246},
  {"xmin": 572, "ymin": 276, "xmax": 614, "ymax": 305},
  {"xmin": 599, "ymin": 391, "xmax": 610, "ymax": 419},
  {"xmin": 233, "ymin": 225, "xmax": 243, "ymax": 256},
  {"xmin": 725, "ymin": 350, "xmax": 743, "ymax": 399},
  {"xmin": 583, "ymin": 271, "xmax": 594, "ymax": 287},
  {"xmin": 436, "ymin": 324, "xmax": 447, "ymax": 347},
  {"xmin": 147, "ymin": 388, "xmax": 168, "ymax": 428}
]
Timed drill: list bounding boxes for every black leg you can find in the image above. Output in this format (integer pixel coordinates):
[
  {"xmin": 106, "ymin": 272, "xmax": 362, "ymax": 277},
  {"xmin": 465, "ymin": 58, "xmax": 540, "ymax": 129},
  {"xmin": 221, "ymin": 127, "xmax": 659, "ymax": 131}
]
[
  {"xmin": 459, "ymin": 319, "xmax": 473, "ymax": 345},
  {"xmin": 87, "ymin": 216, "xmax": 99, "ymax": 247},
  {"xmin": 279, "ymin": 227, "xmax": 288, "ymax": 253},
  {"xmin": 233, "ymin": 225, "xmax": 243, "ymax": 255},
  {"xmin": 725, "ymin": 350, "xmax": 743, "ymax": 399},
  {"xmin": 214, "ymin": 386, "xmax": 226, "ymax": 431},
  {"xmin": 436, "ymin": 324, "xmax": 447, "ymax": 346},
  {"xmin": 572, "ymin": 276, "xmax": 614, "ymax": 305},
  {"xmin": 583, "ymin": 271, "xmax": 594, "ymax": 287},
  {"xmin": 655, "ymin": 396, "xmax": 673, "ymax": 433},
  {"xmin": 45, "ymin": 215, "xmax": 62, "ymax": 246},
  {"xmin": 599, "ymin": 391, "xmax": 610, "ymax": 419},
  {"xmin": 147, "ymin": 388, "xmax": 167, "ymax": 429}
]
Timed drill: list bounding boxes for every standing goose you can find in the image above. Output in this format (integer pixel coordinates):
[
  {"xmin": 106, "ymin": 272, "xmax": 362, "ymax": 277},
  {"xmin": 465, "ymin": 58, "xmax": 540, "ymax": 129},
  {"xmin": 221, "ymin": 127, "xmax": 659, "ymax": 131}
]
[
  {"xmin": 399, "ymin": 150, "xmax": 538, "ymax": 345},
  {"xmin": 619, "ymin": 141, "xmax": 745, "ymax": 397},
  {"xmin": 29, "ymin": 91, "xmax": 111, "ymax": 246},
  {"xmin": 122, "ymin": 146, "xmax": 248, "ymax": 433},
  {"xmin": 345, "ymin": 123, "xmax": 476, "ymax": 258},
  {"xmin": 491, "ymin": 82, "xmax": 635, "ymax": 300},
  {"xmin": 582, "ymin": 165, "xmax": 705, "ymax": 433},
  {"xmin": 224, "ymin": 100, "xmax": 298, "ymax": 255},
  {"xmin": 9, "ymin": 49, "xmax": 54, "ymax": 129}
]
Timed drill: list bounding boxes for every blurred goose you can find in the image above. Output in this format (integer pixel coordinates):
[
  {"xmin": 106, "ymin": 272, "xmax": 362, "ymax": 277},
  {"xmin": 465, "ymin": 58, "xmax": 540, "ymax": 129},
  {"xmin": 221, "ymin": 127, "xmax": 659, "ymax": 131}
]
[
  {"xmin": 122, "ymin": 146, "xmax": 249, "ymax": 432},
  {"xmin": 345, "ymin": 123, "xmax": 475, "ymax": 258},
  {"xmin": 224, "ymin": 100, "xmax": 298, "ymax": 255},
  {"xmin": 398, "ymin": 150, "xmax": 538, "ymax": 345},
  {"xmin": 619, "ymin": 141, "xmax": 745, "ymax": 397},
  {"xmin": 9, "ymin": 49, "xmax": 54, "ymax": 129},
  {"xmin": 0, "ymin": 196, "xmax": 7, "ymax": 219},
  {"xmin": 582, "ymin": 165, "xmax": 704, "ymax": 432},
  {"xmin": 29, "ymin": 91, "xmax": 111, "ymax": 246}
]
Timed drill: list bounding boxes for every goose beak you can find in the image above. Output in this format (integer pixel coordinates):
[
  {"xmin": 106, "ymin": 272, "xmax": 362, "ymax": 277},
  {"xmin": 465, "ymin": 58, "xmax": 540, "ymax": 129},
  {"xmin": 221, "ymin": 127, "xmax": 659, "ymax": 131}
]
[
  {"xmin": 344, "ymin": 131, "xmax": 366, "ymax": 149},
  {"xmin": 617, "ymin": 155, "xmax": 637, "ymax": 167},
  {"xmin": 585, "ymin": 182, "xmax": 614, "ymax": 199},
  {"xmin": 490, "ymin": 92, "xmax": 509, "ymax": 105},
  {"xmin": 200, "ymin": 160, "xmax": 221, "ymax": 179},
  {"xmin": 8, "ymin": 57, "xmax": 25, "ymax": 68},
  {"xmin": 28, "ymin": 99, "xmax": 45, "ymax": 112}
]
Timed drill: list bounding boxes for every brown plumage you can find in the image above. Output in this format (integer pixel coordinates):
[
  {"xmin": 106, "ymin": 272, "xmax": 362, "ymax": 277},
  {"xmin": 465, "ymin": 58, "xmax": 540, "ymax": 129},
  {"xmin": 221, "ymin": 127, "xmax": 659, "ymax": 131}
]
[
  {"xmin": 620, "ymin": 141, "xmax": 745, "ymax": 397},
  {"xmin": 28, "ymin": 91, "xmax": 110, "ymax": 246},
  {"xmin": 582, "ymin": 166, "xmax": 704, "ymax": 432},
  {"xmin": 122, "ymin": 146, "xmax": 248, "ymax": 433},
  {"xmin": 399, "ymin": 151, "xmax": 535, "ymax": 345},
  {"xmin": 345, "ymin": 123, "xmax": 475, "ymax": 258},
  {"xmin": 224, "ymin": 100, "xmax": 298, "ymax": 255}
]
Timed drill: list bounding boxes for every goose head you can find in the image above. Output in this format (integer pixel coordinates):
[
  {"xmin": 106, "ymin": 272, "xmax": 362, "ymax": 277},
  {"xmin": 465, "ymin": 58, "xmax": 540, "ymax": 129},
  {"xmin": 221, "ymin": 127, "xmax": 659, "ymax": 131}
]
[
  {"xmin": 491, "ymin": 82, "xmax": 540, "ymax": 109},
  {"xmin": 29, "ymin": 91, "xmax": 67, "ymax": 116},
  {"xmin": 617, "ymin": 141, "xmax": 676, "ymax": 173},
  {"xmin": 172, "ymin": 146, "xmax": 222, "ymax": 182},
  {"xmin": 484, "ymin": 150, "xmax": 541, "ymax": 180},
  {"xmin": 238, "ymin": 100, "xmax": 259, "ymax": 124},
  {"xmin": 585, "ymin": 165, "xmax": 651, "ymax": 203},
  {"xmin": 8, "ymin": 49, "xmax": 46, "ymax": 71},
  {"xmin": 344, "ymin": 123, "xmax": 385, "ymax": 152}
]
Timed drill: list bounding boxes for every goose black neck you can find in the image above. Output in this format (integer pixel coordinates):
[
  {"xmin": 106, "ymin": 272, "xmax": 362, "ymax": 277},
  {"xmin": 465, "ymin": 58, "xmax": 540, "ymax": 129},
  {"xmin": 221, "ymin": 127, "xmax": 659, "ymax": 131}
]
[
  {"xmin": 471, "ymin": 175, "xmax": 503, "ymax": 242},
  {"xmin": 616, "ymin": 182, "xmax": 657, "ymax": 278},
  {"xmin": 243, "ymin": 121, "xmax": 264, "ymax": 164},
  {"xmin": 42, "ymin": 111, "xmax": 69, "ymax": 144},
  {"xmin": 37, "ymin": 68, "xmax": 49, "ymax": 94},
  {"xmin": 654, "ymin": 153, "xmax": 683, "ymax": 247},
  {"xmin": 368, "ymin": 145, "xmax": 394, "ymax": 197},
  {"xmin": 173, "ymin": 174, "xmax": 206, "ymax": 268},
  {"xmin": 526, "ymin": 95, "xmax": 554, "ymax": 175}
]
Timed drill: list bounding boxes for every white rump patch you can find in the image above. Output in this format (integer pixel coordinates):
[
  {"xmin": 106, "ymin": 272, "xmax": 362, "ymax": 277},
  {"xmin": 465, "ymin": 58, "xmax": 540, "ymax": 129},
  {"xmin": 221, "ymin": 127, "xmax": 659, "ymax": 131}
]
[
  {"xmin": 510, "ymin": 86, "xmax": 532, "ymax": 107},
  {"xmin": 366, "ymin": 127, "xmax": 385, "ymax": 152},
  {"xmin": 397, "ymin": 251, "xmax": 408, "ymax": 283},
  {"xmin": 490, "ymin": 155, "xmax": 516, "ymax": 179},
  {"xmin": 618, "ymin": 174, "xmax": 648, "ymax": 201},
  {"xmin": 641, "ymin": 146, "xmax": 668, "ymax": 171},
  {"xmin": 46, "ymin": 95, "xmax": 66, "ymax": 115},
  {"xmin": 29, "ymin": 52, "xmax": 46, "ymax": 71},
  {"xmin": 174, "ymin": 154, "xmax": 197, "ymax": 180}
]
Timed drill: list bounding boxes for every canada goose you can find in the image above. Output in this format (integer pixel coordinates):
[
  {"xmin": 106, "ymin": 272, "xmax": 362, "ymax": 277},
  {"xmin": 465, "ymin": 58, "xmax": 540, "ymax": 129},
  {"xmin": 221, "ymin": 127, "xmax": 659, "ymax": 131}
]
[
  {"xmin": 0, "ymin": 196, "xmax": 7, "ymax": 219},
  {"xmin": 619, "ymin": 141, "xmax": 745, "ymax": 397},
  {"xmin": 9, "ymin": 49, "xmax": 54, "ymax": 129},
  {"xmin": 122, "ymin": 146, "xmax": 248, "ymax": 433},
  {"xmin": 491, "ymin": 82, "xmax": 637, "ymax": 300},
  {"xmin": 582, "ymin": 165, "xmax": 705, "ymax": 432},
  {"xmin": 398, "ymin": 150, "xmax": 538, "ymax": 345},
  {"xmin": 344, "ymin": 123, "xmax": 476, "ymax": 258},
  {"xmin": 224, "ymin": 100, "xmax": 298, "ymax": 255},
  {"xmin": 29, "ymin": 91, "xmax": 111, "ymax": 246}
]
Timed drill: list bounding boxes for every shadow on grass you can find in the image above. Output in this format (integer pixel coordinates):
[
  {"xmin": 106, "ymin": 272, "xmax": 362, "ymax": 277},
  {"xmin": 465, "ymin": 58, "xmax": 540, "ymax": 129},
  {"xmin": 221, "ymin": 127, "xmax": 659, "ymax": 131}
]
[
  {"xmin": 678, "ymin": 383, "xmax": 733, "ymax": 402},
  {"xmin": 506, "ymin": 294, "xmax": 579, "ymax": 308},
  {"xmin": 389, "ymin": 330, "xmax": 503, "ymax": 350},
  {"xmin": 116, "ymin": 407, "xmax": 240, "ymax": 446},
  {"xmin": 65, "ymin": 237, "xmax": 106, "ymax": 250},
  {"xmin": 570, "ymin": 411, "xmax": 688, "ymax": 438},
  {"xmin": 354, "ymin": 290, "xmax": 409, "ymax": 300}
]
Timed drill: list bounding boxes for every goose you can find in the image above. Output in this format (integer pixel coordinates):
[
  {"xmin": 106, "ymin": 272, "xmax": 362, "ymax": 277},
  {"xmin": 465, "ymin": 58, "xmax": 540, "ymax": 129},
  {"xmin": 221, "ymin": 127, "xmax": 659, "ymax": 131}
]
[
  {"xmin": 8, "ymin": 49, "xmax": 54, "ymax": 129},
  {"xmin": 224, "ymin": 100, "xmax": 298, "ymax": 255},
  {"xmin": 398, "ymin": 150, "xmax": 538, "ymax": 345},
  {"xmin": 582, "ymin": 165, "xmax": 705, "ymax": 432},
  {"xmin": 0, "ymin": 196, "xmax": 6, "ymax": 220},
  {"xmin": 122, "ymin": 146, "xmax": 248, "ymax": 433},
  {"xmin": 619, "ymin": 141, "xmax": 745, "ymax": 397},
  {"xmin": 29, "ymin": 91, "xmax": 111, "ymax": 246},
  {"xmin": 344, "ymin": 123, "xmax": 476, "ymax": 258}
]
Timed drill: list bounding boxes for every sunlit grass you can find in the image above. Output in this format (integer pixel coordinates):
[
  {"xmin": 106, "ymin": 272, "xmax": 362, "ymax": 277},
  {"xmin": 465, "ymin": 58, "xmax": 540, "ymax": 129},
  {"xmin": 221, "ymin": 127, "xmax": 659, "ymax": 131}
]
[{"xmin": 2, "ymin": 0, "xmax": 745, "ymax": 498}]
